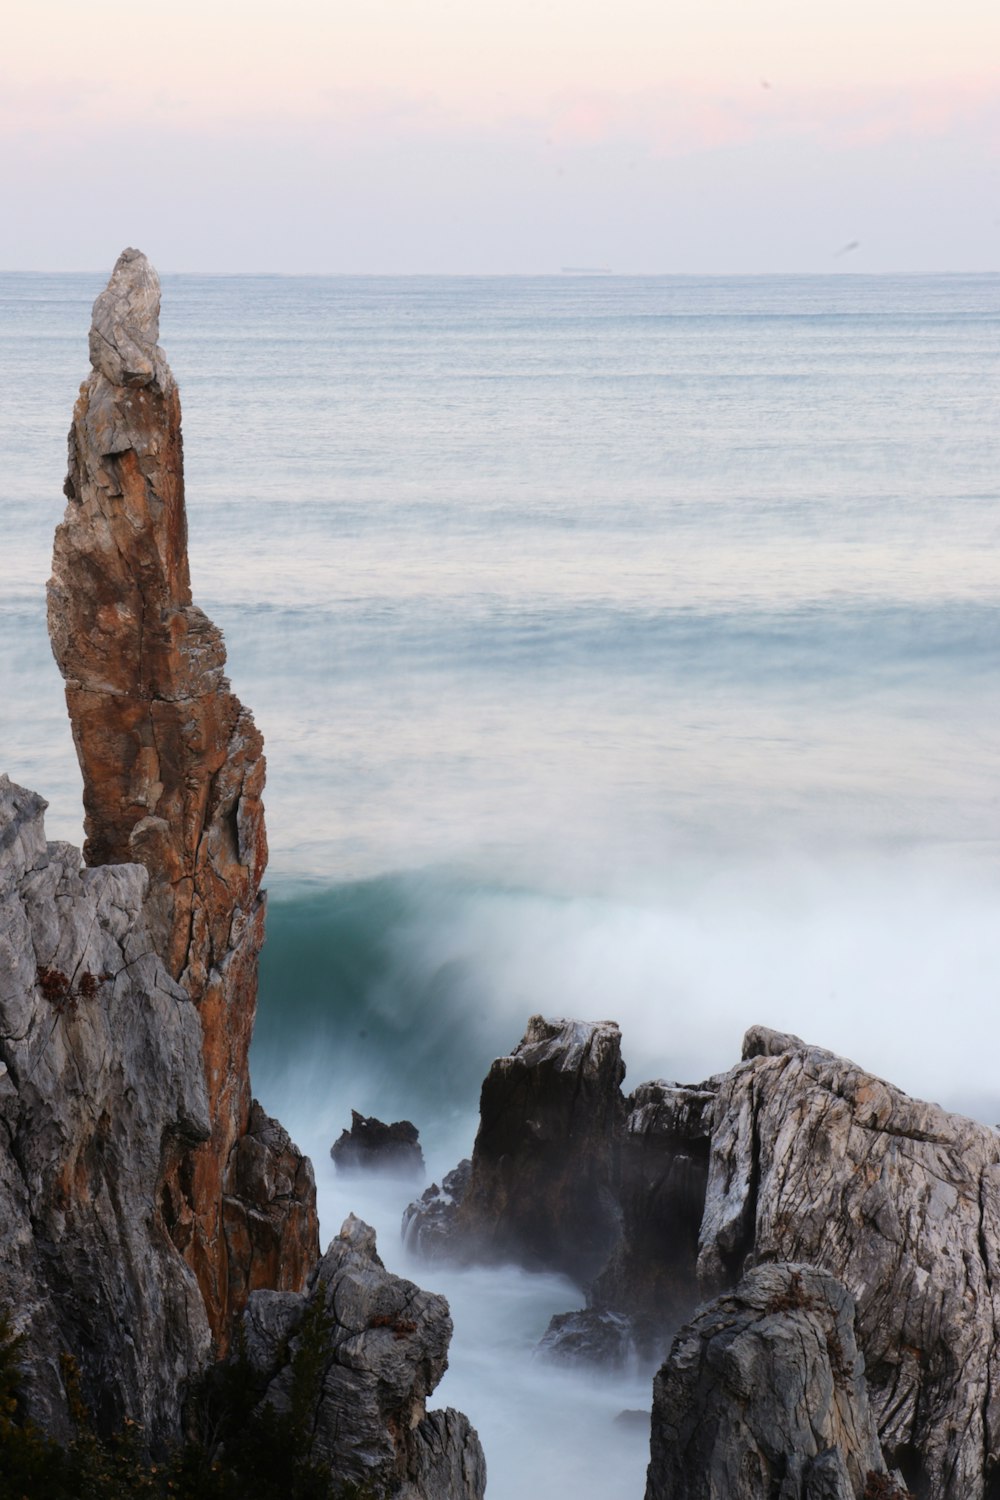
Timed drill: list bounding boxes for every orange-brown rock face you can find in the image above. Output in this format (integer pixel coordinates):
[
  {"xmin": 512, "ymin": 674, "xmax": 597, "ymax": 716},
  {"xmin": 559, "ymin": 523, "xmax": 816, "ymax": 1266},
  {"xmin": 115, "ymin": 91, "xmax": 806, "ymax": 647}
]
[{"xmin": 49, "ymin": 248, "xmax": 318, "ymax": 1345}]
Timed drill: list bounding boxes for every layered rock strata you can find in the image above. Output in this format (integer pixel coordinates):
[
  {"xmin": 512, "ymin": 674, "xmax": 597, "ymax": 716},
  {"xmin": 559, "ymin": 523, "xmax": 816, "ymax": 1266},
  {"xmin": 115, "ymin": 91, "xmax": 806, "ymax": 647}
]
[
  {"xmin": 645, "ymin": 1263, "xmax": 898, "ymax": 1500},
  {"xmin": 243, "ymin": 1215, "xmax": 486, "ymax": 1499},
  {"xmin": 47, "ymin": 247, "xmax": 318, "ymax": 1342},
  {"xmin": 697, "ymin": 1026, "xmax": 1000, "ymax": 1500}
]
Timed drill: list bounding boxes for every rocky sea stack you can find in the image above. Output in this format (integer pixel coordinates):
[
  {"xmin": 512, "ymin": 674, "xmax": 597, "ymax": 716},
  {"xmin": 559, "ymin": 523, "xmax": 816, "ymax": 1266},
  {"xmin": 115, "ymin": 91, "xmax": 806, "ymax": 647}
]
[{"xmin": 0, "ymin": 249, "xmax": 484, "ymax": 1497}]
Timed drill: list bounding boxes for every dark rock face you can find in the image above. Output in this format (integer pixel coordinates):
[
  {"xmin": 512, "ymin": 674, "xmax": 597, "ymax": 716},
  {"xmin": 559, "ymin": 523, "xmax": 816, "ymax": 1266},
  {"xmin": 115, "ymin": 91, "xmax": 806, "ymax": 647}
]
[
  {"xmin": 47, "ymin": 247, "xmax": 318, "ymax": 1343},
  {"xmin": 405, "ymin": 1019, "xmax": 713, "ymax": 1359},
  {"xmin": 407, "ymin": 1015, "xmax": 626, "ymax": 1284},
  {"xmin": 243, "ymin": 1216, "xmax": 486, "ymax": 1500},
  {"xmin": 332, "ymin": 1110, "xmax": 425, "ymax": 1178},
  {"xmin": 645, "ymin": 1263, "xmax": 893, "ymax": 1500},
  {"xmin": 587, "ymin": 1078, "xmax": 714, "ymax": 1359}
]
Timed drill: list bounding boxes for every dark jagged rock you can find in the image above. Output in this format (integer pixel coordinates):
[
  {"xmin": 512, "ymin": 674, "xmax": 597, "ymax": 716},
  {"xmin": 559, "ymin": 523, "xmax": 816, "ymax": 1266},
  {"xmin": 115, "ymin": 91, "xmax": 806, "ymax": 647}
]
[
  {"xmin": 406, "ymin": 1015, "xmax": 625, "ymax": 1284},
  {"xmin": 535, "ymin": 1078, "xmax": 715, "ymax": 1365},
  {"xmin": 242, "ymin": 1215, "xmax": 486, "ymax": 1499},
  {"xmin": 586, "ymin": 1078, "xmax": 714, "ymax": 1359},
  {"xmin": 47, "ymin": 247, "xmax": 318, "ymax": 1342},
  {"xmin": 408, "ymin": 1010, "xmax": 1000, "ymax": 1496},
  {"xmin": 407, "ymin": 1021, "xmax": 713, "ymax": 1361},
  {"xmin": 645, "ymin": 1263, "xmax": 896, "ymax": 1500},
  {"xmin": 332, "ymin": 1109, "xmax": 425, "ymax": 1178}
]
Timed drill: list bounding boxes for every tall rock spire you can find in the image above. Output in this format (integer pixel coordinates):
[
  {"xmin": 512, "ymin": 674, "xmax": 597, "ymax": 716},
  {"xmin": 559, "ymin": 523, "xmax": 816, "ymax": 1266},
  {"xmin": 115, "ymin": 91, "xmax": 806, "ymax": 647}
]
[{"xmin": 49, "ymin": 248, "xmax": 316, "ymax": 1343}]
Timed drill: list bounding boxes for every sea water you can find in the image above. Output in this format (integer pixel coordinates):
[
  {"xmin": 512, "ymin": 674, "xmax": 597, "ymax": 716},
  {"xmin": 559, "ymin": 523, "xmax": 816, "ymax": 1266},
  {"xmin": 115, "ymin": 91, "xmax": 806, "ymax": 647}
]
[{"xmin": 2, "ymin": 271, "xmax": 999, "ymax": 1497}]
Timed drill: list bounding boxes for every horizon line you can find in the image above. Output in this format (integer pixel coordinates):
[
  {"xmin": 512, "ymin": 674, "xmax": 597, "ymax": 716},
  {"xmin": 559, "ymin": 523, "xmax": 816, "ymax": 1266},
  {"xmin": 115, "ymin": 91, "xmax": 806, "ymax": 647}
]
[{"xmin": 2, "ymin": 266, "xmax": 999, "ymax": 279}]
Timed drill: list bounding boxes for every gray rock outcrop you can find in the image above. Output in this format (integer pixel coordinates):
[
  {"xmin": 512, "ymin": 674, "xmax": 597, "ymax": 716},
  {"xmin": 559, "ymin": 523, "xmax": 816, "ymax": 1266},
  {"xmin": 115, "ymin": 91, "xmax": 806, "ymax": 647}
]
[
  {"xmin": 243, "ymin": 1215, "xmax": 486, "ymax": 1499},
  {"xmin": 697, "ymin": 1027, "xmax": 1000, "ymax": 1499},
  {"xmin": 0, "ymin": 773, "xmax": 210, "ymax": 1440},
  {"xmin": 645, "ymin": 1262, "xmax": 897, "ymax": 1500}
]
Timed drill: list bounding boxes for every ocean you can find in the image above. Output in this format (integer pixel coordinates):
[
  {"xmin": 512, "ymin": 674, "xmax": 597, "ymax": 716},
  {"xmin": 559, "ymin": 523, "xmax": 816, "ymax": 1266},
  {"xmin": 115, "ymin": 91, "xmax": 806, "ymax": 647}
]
[{"xmin": 2, "ymin": 270, "xmax": 999, "ymax": 1496}]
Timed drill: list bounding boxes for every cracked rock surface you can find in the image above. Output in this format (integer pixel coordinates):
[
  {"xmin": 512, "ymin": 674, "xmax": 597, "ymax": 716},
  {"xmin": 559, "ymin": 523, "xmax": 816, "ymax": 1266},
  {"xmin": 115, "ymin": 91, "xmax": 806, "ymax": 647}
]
[
  {"xmin": 697, "ymin": 1027, "xmax": 1000, "ymax": 1500},
  {"xmin": 645, "ymin": 1262, "xmax": 895, "ymax": 1500},
  {"xmin": 409, "ymin": 1012, "xmax": 1000, "ymax": 1497},
  {"xmin": 0, "ymin": 772, "xmax": 210, "ymax": 1441},
  {"xmin": 243, "ymin": 1215, "xmax": 486, "ymax": 1499}
]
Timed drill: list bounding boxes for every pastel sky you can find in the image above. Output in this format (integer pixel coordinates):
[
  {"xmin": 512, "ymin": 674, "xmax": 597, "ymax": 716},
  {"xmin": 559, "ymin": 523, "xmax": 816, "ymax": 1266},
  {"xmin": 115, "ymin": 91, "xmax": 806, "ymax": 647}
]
[{"xmin": 4, "ymin": 0, "xmax": 1000, "ymax": 271}]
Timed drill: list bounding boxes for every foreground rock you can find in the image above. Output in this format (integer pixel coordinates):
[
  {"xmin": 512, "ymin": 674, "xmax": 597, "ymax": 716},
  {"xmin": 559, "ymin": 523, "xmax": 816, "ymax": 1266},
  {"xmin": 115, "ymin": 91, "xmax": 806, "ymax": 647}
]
[
  {"xmin": 48, "ymin": 247, "xmax": 317, "ymax": 1342},
  {"xmin": 645, "ymin": 1263, "xmax": 896, "ymax": 1500},
  {"xmin": 243, "ymin": 1216, "xmax": 486, "ymax": 1499},
  {"xmin": 697, "ymin": 1026, "xmax": 1000, "ymax": 1500},
  {"xmin": 332, "ymin": 1110, "xmax": 425, "ymax": 1178},
  {"xmin": 0, "ymin": 774, "xmax": 210, "ymax": 1439}
]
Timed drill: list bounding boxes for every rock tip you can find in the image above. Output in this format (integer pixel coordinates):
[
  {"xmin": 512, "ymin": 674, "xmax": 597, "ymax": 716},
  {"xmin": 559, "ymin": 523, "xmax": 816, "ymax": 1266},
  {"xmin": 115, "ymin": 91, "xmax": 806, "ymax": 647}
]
[{"xmin": 88, "ymin": 246, "xmax": 169, "ymax": 390}]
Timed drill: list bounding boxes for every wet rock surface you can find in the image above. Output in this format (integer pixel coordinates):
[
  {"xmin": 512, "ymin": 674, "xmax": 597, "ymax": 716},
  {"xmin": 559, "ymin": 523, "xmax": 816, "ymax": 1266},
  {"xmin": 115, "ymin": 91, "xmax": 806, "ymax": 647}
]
[
  {"xmin": 403, "ymin": 1160, "xmax": 472, "ymax": 1260},
  {"xmin": 332, "ymin": 1109, "xmax": 425, "ymax": 1178},
  {"xmin": 588, "ymin": 1077, "xmax": 714, "ymax": 1359},
  {"xmin": 243, "ymin": 1215, "xmax": 486, "ymax": 1499},
  {"xmin": 645, "ymin": 1263, "xmax": 894, "ymax": 1500}
]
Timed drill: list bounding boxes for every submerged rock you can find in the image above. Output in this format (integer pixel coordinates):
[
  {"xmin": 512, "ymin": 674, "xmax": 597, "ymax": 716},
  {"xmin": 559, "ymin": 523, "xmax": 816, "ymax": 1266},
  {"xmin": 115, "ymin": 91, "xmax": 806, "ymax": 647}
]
[
  {"xmin": 48, "ymin": 246, "xmax": 318, "ymax": 1343},
  {"xmin": 243, "ymin": 1215, "xmax": 486, "ymax": 1499},
  {"xmin": 645, "ymin": 1263, "xmax": 894, "ymax": 1500},
  {"xmin": 332, "ymin": 1109, "xmax": 425, "ymax": 1178}
]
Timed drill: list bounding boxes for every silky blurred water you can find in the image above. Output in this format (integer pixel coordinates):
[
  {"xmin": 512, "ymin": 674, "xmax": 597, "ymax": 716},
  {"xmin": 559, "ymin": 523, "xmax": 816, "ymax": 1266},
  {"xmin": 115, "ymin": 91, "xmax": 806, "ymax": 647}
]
[{"xmin": 2, "ymin": 271, "xmax": 999, "ymax": 1497}]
